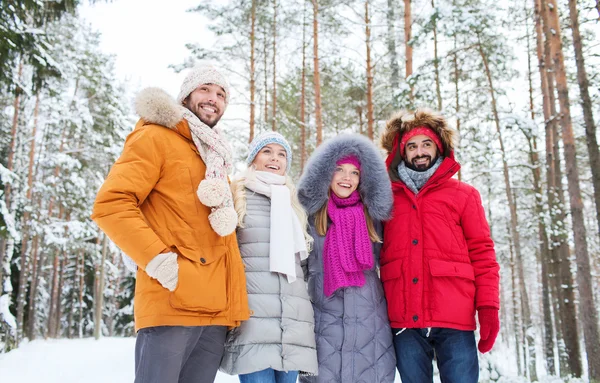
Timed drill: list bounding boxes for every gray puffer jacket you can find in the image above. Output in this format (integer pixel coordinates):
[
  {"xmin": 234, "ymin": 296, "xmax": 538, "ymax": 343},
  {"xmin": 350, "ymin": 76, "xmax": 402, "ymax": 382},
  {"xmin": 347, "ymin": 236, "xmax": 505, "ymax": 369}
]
[
  {"xmin": 298, "ymin": 134, "xmax": 397, "ymax": 383},
  {"xmin": 220, "ymin": 190, "xmax": 318, "ymax": 376}
]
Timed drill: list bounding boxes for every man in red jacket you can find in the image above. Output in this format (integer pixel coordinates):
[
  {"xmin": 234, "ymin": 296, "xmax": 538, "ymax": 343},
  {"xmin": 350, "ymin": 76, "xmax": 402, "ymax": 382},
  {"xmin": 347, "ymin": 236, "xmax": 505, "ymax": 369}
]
[{"xmin": 379, "ymin": 108, "xmax": 500, "ymax": 383}]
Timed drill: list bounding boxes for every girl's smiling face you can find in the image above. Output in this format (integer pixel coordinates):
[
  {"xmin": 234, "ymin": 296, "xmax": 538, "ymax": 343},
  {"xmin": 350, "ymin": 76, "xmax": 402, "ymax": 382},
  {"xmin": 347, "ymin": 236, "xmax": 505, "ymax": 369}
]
[{"xmin": 330, "ymin": 163, "xmax": 360, "ymax": 198}]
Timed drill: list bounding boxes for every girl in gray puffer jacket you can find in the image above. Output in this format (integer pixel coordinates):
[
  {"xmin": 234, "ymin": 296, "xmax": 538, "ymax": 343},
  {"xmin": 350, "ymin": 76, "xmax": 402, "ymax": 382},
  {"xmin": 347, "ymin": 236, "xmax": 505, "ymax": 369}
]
[
  {"xmin": 297, "ymin": 134, "xmax": 397, "ymax": 383},
  {"xmin": 220, "ymin": 132, "xmax": 318, "ymax": 383}
]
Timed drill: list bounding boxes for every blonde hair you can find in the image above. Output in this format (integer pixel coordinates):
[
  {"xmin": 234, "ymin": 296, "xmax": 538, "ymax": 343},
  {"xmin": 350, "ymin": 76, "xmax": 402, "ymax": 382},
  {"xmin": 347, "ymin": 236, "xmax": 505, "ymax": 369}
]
[
  {"xmin": 231, "ymin": 167, "xmax": 313, "ymax": 251},
  {"xmin": 314, "ymin": 192, "xmax": 381, "ymax": 243}
]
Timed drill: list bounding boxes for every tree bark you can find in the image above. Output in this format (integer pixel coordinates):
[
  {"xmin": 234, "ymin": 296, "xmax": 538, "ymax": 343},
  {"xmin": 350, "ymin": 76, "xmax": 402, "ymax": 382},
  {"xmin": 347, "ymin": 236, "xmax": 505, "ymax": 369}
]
[
  {"xmin": 264, "ymin": 26, "xmax": 269, "ymax": 128},
  {"xmin": 26, "ymin": 234, "xmax": 40, "ymax": 340},
  {"xmin": 510, "ymin": 233, "xmax": 523, "ymax": 376},
  {"xmin": 567, "ymin": 0, "xmax": 600, "ymax": 239},
  {"xmin": 365, "ymin": 0, "xmax": 374, "ymax": 140},
  {"xmin": 432, "ymin": 0, "xmax": 442, "ymax": 111},
  {"xmin": 312, "ymin": 0, "xmax": 323, "ymax": 146},
  {"xmin": 15, "ymin": 92, "xmax": 41, "ymax": 343},
  {"xmin": 53, "ymin": 247, "xmax": 66, "ymax": 338},
  {"xmin": 0, "ymin": 58, "xmax": 24, "ymax": 291},
  {"xmin": 547, "ymin": 1, "xmax": 600, "ymax": 379},
  {"xmin": 526, "ymin": 3, "xmax": 555, "ymax": 373},
  {"xmin": 478, "ymin": 38, "xmax": 537, "ymax": 381},
  {"xmin": 94, "ymin": 234, "xmax": 108, "ymax": 340},
  {"xmin": 300, "ymin": 1, "xmax": 307, "ymax": 170},
  {"xmin": 78, "ymin": 249, "xmax": 85, "ymax": 338},
  {"xmin": 386, "ymin": 0, "xmax": 400, "ymax": 103},
  {"xmin": 538, "ymin": 0, "xmax": 581, "ymax": 374},
  {"xmin": 453, "ymin": 35, "xmax": 461, "ymax": 182},
  {"xmin": 249, "ymin": 0, "xmax": 257, "ymax": 142},
  {"xmin": 271, "ymin": 0, "xmax": 277, "ymax": 132},
  {"xmin": 404, "ymin": 0, "xmax": 413, "ymax": 102}
]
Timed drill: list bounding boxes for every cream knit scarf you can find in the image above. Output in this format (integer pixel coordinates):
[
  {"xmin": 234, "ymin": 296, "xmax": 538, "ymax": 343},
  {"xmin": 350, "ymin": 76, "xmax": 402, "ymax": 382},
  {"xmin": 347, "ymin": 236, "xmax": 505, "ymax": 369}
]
[
  {"xmin": 182, "ymin": 109, "xmax": 237, "ymax": 237},
  {"xmin": 245, "ymin": 171, "xmax": 308, "ymax": 283}
]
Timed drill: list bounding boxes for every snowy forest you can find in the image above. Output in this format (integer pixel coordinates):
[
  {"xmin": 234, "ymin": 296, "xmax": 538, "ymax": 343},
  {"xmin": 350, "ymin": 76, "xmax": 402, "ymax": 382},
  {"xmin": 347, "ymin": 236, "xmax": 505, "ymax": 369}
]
[{"xmin": 1, "ymin": 0, "xmax": 600, "ymax": 382}]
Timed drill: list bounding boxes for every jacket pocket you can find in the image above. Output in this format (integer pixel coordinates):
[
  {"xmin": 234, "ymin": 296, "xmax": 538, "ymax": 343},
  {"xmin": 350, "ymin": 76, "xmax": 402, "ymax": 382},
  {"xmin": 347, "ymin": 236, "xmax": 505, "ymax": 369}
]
[
  {"xmin": 428, "ymin": 259, "xmax": 476, "ymax": 326},
  {"xmin": 380, "ymin": 258, "xmax": 405, "ymax": 323},
  {"xmin": 169, "ymin": 245, "xmax": 228, "ymax": 313}
]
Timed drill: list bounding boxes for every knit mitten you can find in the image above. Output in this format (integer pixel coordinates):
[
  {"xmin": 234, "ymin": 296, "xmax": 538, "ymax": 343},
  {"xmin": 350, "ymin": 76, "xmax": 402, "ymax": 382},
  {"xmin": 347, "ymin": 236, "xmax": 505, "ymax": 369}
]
[
  {"xmin": 145, "ymin": 252, "xmax": 179, "ymax": 292},
  {"xmin": 477, "ymin": 307, "xmax": 500, "ymax": 353}
]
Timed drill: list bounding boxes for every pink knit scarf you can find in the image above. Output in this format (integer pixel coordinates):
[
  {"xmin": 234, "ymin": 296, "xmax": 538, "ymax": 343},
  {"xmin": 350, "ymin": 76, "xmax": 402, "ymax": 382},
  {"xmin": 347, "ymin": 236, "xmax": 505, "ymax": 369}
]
[{"xmin": 323, "ymin": 191, "xmax": 374, "ymax": 296}]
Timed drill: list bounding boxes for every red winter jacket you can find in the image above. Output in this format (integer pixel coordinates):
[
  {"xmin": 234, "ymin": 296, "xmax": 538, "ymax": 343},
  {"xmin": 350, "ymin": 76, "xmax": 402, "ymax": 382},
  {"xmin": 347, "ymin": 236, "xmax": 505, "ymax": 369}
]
[{"xmin": 380, "ymin": 149, "xmax": 500, "ymax": 331}]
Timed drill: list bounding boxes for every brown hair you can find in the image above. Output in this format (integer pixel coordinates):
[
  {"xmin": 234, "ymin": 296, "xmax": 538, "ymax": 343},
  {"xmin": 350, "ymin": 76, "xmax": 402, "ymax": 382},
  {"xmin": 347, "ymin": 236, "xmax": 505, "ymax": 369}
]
[{"xmin": 314, "ymin": 194, "xmax": 381, "ymax": 243}]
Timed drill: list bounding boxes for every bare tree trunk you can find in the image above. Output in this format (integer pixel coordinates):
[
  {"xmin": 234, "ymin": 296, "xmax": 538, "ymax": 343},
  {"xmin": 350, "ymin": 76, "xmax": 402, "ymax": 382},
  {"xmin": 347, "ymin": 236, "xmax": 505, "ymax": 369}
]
[
  {"xmin": 568, "ymin": 0, "xmax": 600, "ymax": 238},
  {"xmin": 0, "ymin": 58, "xmax": 25, "ymax": 290},
  {"xmin": 357, "ymin": 107, "xmax": 364, "ymax": 135},
  {"xmin": 47, "ymin": 254, "xmax": 60, "ymax": 338},
  {"xmin": 94, "ymin": 234, "xmax": 108, "ymax": 339},
  {"xmin": 478, "ymin": 38, "xmax": 537, "ymax": 380},
  {"xmin": 272, "ymin": 0, "xmax": 277, "ymax": 132},
  {"xmin": 386, "ymin": 0, "xmax": 400, "ymax": 102},
  {"xmin": 300, "ymin": 1, "xmax": 307, "ymax": 170},
  {"xmin": 15, "ymin": 92, "xmax": 41, "ymax": 343},
  {"xmin": 26, "ymin": 234, "xmax": 40, "ymax": 340},
  {"xmin": 78, "ymin": 249, "xmax": 85, "ymax": 338},
  {"xmin": 432, "ymin": 0, "xmax": 442, "ymax": 111},
  {"xmin": 4, "ymin": 58, "xmax": 24, "ymax": 209},
  {"xmin": 510, "ymin": 234, "xmax": 523, "ymax": 376},
  {"xmin": 312, "ymin": 0, "xmax": 323, "ymax": 146},
  {"xmin": 106, "ymin": 252, "xmax": 121, "ymax": 337},
  {"xmin": 526, "ymin": 3, "xmax": 556, "ymax": 373},
  {"xmin": 365, "ymin": 0, "xmax": 374, "ymax": 140},
  {"xmin": 538, "ymin": 0, "xmax": 581, "ymax": 374},
  {"xmin": 547, "ymin": 1, "xmax": 600, "ymax": 379},
  {"xmin": 54, "ymin": 248, "xmax": 66, "ymax": 338},
  {"xmin": 249, "ymin": 0, "xmax": 257, "ymax": 142},
  {"xmin": 453, "ymin": 36, "xmax": 461, "ymax": 182},
  {"xmin": 264, "ymin": 26, "xmax": 269, "ymax": 128},
  {"xmin": 404, "ymin": 0, "xmax": 413, "ymax": 102}
]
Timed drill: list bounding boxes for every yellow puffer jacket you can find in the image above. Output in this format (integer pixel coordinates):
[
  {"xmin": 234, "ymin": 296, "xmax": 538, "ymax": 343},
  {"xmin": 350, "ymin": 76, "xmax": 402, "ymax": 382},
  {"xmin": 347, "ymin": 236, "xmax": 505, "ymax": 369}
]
[{"xmin": 91, "ymin": 89, "xmax": 249, "ymax": 331}]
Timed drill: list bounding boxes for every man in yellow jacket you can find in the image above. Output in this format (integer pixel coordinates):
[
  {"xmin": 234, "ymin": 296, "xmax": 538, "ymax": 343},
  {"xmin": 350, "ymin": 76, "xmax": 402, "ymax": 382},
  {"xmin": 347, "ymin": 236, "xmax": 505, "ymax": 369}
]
[{"xmin": 91, "ymin": 66, "xmax": 250, "ymax": 383}]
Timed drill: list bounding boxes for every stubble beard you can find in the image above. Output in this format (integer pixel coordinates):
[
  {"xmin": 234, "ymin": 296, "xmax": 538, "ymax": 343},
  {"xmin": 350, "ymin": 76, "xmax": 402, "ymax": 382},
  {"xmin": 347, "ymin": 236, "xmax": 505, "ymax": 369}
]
[{"xmin": 406, "ymin": 154, "xmax": 438, "ymax": 172}]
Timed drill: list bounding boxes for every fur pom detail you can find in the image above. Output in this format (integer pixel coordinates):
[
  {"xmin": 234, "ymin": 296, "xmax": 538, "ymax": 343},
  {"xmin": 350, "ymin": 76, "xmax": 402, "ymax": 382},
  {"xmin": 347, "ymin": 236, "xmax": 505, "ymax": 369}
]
[
  {"xmin": 209, "ymin": 207, "xmax": 238, "ymax": 236},
  {"xmin": 135, "ymin": 87, "xmax": 184, "ymax": 128},
  {"xmin": 197, "ymin": 178, "xmax": 228, "ymax": 207}
]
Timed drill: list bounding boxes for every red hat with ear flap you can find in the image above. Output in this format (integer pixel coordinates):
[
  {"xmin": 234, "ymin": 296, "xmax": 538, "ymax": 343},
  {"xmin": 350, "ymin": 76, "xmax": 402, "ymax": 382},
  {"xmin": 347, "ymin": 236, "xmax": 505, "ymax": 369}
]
[{"xmin": 399, "ymin": 126, "xmax": 443, "ymax": 158}]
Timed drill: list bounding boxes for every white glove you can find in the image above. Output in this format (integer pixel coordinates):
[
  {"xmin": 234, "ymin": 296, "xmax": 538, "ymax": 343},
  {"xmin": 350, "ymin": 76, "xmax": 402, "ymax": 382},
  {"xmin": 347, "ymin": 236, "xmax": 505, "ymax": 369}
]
[{"xmin": 145, "ymin": 252, "xmax": 179, "ymax": 291}]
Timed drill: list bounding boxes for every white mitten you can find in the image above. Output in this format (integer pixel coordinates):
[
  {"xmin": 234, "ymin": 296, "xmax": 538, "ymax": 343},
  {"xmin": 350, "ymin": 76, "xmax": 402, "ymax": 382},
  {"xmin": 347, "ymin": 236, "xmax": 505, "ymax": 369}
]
[{"xmin": 145, "ymin": 252, "xmax": 179, "ymax": 291}]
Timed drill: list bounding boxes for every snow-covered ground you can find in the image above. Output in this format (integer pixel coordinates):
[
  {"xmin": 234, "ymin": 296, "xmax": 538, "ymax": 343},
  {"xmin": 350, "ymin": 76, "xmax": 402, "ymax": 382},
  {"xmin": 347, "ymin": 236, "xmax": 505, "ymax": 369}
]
[
  {"xmin": 0, "ymin": 337, "xmax": 585, "ymax": 383},
  {"xmin": 0, "ymin": 338, "xmax": 235, "ymax": 383}
]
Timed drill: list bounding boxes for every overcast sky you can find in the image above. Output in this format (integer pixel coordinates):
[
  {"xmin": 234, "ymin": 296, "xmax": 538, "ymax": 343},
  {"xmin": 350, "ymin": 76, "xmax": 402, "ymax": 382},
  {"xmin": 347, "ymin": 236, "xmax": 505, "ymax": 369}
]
[{"xmin": 78, "ymin": 0, "xmax": 211, "ymax": 97}]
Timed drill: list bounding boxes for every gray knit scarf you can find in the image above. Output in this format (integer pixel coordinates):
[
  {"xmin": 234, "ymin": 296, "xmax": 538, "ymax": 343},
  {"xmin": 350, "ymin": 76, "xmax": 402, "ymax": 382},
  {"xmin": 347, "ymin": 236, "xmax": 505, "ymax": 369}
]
[{"xmin": 397, "ymin": 157, "xmax": 443, "ymax": 195}]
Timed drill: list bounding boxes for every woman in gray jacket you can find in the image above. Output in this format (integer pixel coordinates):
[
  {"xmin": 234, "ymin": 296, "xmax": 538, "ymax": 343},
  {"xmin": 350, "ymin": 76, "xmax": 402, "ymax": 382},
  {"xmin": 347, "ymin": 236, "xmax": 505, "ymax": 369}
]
[
  {"xmin": 220, "ymin": 132, "xmax": 318, "ymax": 383},
  {"xmin": 297, "ymin": 134, "xmax": 396, "ymax": 383}
]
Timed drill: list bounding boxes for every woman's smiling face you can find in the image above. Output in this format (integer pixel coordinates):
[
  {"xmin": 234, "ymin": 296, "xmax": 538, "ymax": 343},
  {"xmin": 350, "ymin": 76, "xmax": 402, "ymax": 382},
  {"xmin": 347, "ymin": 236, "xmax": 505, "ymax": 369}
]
[
  {"xmin": 330, "ymin": 163, "xmax": 360, "ymax": 199},
  {"xmin": 252, "ymin": 143, "xmax": 288, "ymax": 176}
]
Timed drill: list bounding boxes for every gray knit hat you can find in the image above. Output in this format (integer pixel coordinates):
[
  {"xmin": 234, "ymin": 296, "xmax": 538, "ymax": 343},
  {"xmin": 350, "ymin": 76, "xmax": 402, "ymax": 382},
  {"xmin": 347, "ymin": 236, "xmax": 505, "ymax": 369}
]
[
  {"xmin": 246, "ymin": 131, "xmax": 293, "ymax": 172},
  {"xmin": 177, "ymin": 65, "xmax": 230, "ymax": 106}
]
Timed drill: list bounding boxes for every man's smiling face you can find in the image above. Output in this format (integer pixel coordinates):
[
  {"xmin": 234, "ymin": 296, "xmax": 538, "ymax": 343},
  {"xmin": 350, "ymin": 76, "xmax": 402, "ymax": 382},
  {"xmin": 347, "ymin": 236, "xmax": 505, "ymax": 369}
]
[
  {"xmin": 183, "ymin": 83, "xmax": 226, "ymax": 127},
  {"xmin": 404, "ymin": 134, "xmax": 439, "ymax": 171}
]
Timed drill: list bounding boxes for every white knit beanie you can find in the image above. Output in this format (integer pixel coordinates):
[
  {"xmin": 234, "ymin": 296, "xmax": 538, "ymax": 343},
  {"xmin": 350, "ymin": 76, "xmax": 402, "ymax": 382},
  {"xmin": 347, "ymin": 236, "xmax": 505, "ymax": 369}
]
[{"xmin": 177, "ymin": 65, "xmax": 230, "ymax": 106}]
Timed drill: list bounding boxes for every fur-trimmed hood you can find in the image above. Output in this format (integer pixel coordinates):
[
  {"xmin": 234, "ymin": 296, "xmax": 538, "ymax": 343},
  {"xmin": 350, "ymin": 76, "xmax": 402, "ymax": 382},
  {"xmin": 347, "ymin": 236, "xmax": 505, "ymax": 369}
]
[
  {"xmin": 135, "ymin": 87, "xmax": 188, "ymax": 129},
  {"xmin": 298, "ymin": 134, "xmax": 393, "ymax": 221},
  {"xmin": 380, "ymin": 108, "xmax": 457, "ymax": 158}
]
